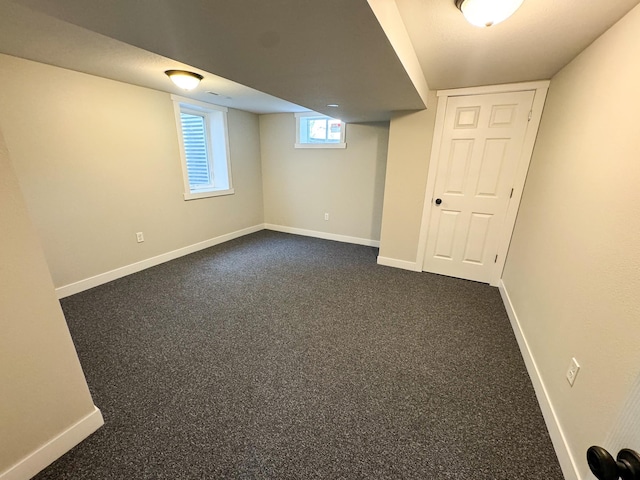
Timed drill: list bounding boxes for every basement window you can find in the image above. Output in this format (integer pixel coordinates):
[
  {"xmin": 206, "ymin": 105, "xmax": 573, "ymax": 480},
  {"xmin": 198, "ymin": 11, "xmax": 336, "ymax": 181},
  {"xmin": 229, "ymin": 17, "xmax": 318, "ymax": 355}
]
[
  {"xmin": 171, "ymin": 94, "xmax": 234, "ymax": 200},
  {"xmin": 295, "ymin": 112, "xmax": 346, "ymax": 149}
]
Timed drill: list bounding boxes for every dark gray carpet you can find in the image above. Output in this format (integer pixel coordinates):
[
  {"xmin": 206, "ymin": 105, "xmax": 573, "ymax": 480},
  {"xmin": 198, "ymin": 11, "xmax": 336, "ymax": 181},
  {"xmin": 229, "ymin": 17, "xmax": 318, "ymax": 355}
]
[{"xmin": 34, "ymin": 230, "xmax": 563, "ymax": 479}]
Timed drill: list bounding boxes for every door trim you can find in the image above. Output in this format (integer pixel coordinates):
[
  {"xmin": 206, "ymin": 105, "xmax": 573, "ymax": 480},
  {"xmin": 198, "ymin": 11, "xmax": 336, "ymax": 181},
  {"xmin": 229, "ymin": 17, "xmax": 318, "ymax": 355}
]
[
  {"xmin": 437, "ymin": 81, "xmax": 551, "ymax": 98},
  {"xmin": 415, "ymin": 81, "xmax": 550, "ymax": 286}
]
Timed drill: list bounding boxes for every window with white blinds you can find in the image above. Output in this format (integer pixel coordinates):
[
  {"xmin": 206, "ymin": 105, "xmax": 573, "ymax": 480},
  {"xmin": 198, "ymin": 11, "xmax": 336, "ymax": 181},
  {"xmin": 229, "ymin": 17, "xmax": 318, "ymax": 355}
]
[
  {"xmin": 171, "ymin": 95, "xmax": 234, "ymax": 200},
  {"xmin": 180, "ymin": 111, "xmax": 212, "ymax": 189}
]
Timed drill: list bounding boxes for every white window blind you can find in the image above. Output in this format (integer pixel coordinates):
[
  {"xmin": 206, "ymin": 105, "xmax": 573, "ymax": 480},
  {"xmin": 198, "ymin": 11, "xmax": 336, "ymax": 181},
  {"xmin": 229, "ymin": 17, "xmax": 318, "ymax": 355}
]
[
  {"xmin": 171, "ymin": 94, "xmax": 234, "ymax": 200},
  {"xmin": 179, "ymin": 112, "xmax": 212, "ymax": 189}
]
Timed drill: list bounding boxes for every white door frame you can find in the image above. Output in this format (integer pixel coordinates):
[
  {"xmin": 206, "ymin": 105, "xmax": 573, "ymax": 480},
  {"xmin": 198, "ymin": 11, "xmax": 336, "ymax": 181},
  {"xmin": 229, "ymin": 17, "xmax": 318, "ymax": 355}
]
[{"xmin": 415, "ymin": 81, "xmax": 550, "ymax": 286}]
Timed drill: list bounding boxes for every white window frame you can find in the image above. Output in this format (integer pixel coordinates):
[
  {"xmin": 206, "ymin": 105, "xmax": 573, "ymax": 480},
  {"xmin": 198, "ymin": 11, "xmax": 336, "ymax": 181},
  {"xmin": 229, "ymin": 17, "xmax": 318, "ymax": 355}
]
[
  {"xmin": 171, "ymin": 94, "xmax": 234, "ymax": 200},
  {"xmin": 295, "ymin": 112, "xmax": 346, "ymax": 149}
]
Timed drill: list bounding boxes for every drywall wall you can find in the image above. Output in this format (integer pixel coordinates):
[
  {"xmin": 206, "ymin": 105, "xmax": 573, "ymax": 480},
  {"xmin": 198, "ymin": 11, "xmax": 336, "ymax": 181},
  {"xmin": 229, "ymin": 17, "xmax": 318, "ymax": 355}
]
[
  {"xmin": 0, "ymin": 128, "xmax": 101, "ymax": 477},
  {"xmin": 378, "ymin": 92, "xmax": 437, "ymax": 266},
  {"xmin": 502, "ymin": 5, "xmax": 640, "ymax": 478},
  {"xmin": 260, "ymin": 114, "xmax": 389, "ymax": 243},
  {"xmin": 0, "ymin": 54, "xmax": 263, "ymax": 290}
]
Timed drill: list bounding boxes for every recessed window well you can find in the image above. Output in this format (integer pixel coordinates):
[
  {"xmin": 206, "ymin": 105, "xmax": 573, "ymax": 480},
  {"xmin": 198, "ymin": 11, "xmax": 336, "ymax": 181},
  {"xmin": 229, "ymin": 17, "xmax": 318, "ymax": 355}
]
[{"xmin": 295, "ymin": 112, "xmax": 346, "ymax": 149}]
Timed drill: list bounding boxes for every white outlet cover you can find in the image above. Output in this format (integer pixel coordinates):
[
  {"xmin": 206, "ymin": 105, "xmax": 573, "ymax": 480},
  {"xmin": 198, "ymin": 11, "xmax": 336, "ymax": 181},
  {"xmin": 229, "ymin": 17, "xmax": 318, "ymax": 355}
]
[{"xmin": 566, "ymin": 357, "xmax": 580, "ymax": 386}]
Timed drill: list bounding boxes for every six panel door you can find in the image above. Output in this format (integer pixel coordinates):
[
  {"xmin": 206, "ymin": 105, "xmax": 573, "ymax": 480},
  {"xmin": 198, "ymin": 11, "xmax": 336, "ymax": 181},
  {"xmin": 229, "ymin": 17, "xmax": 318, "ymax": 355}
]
[{"xmin": 422, "ymin": 91, "xmax": 535, "ymax": 283}]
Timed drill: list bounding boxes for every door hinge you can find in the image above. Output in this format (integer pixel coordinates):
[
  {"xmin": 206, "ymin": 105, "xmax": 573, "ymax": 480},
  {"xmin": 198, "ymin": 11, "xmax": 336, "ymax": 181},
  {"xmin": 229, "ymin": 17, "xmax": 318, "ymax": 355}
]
[
  {"xmin": 528, "ymin": 110, "xmax": 533, "ymax": 121},
  {"xmin": 495, "ymin": 255, "xmax": 498, "ymax": 263},
  {"xmin": 510, "ymin": 188, "xmax": 514, "ymax": 198}
]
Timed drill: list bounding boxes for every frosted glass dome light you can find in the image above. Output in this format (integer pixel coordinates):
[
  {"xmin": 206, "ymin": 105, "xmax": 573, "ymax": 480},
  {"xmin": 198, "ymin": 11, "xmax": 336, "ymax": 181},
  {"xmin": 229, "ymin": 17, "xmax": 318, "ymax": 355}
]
[
  {"xmin": 165, "ymin": 70, "xmax": 203, "ymax": 90},
  {"xmin": 455, "ymin": 0, "xmax": 525, "ymax": 28}
]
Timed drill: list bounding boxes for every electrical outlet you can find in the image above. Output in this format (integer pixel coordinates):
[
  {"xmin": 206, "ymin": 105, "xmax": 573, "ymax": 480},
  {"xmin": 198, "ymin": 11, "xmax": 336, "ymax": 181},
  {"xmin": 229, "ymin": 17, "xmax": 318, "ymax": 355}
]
[
  {"xmin": 566, "ymin": 357, "xmax": 580, "ymax": 386},
  {"xmin": 324, "ymin": 213, "xmax": 329, "ymax": 221},
  {"xmin": 136, "ymin": 232, "xmax": 144, "ymax": 243}
]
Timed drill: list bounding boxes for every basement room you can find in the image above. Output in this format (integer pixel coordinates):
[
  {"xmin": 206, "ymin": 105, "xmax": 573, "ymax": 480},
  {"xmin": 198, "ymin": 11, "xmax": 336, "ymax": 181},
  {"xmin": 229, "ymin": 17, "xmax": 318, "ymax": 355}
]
[{"xmin": 1, "ymin": 1, "xmax": 639, "ymax": 479}]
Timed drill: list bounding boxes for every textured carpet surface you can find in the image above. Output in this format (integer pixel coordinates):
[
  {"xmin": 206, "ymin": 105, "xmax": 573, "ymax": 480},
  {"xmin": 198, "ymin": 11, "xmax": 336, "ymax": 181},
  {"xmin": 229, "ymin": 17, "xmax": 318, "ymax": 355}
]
[{"xmin": 34, "ymin": 231, "xmax": 563, "ymax": 479}]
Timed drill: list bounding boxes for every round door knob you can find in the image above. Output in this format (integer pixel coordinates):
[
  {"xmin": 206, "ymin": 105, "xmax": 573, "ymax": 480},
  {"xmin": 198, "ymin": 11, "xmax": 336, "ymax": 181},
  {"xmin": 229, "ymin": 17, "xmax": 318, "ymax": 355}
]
[
  {"xmin": 618, "ymin": 449, "xmax": 640, "ymax": 480},
  {"xmin": 587, "ymin": 446, "xmax": 640, "ymax": 480},
  {"xmin": 435, "ymin": 198, "xmax": 442, "ymax": 205},
  {"xmin": 588, "ymin": 446, "xmax": 620, "ymax": 480}
]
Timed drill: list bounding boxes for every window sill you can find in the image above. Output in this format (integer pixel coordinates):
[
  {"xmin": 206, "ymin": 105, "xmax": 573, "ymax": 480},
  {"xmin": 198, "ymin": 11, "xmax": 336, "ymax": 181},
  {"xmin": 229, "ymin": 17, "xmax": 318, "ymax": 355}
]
[
  {"xmin": 294, "ymin": 143, "xmax": 347, "ymax": 149},
  {"xmin": 183, "ymin": 188, "xmax": 235, "ymax": 201}
]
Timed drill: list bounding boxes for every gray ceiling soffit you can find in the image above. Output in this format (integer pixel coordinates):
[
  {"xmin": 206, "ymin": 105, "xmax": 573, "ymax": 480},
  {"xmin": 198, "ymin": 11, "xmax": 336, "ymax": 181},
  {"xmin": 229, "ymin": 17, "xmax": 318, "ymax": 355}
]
[{"xmin": 14, "ymin": 0, "xmax": 426, "ymax": 122}]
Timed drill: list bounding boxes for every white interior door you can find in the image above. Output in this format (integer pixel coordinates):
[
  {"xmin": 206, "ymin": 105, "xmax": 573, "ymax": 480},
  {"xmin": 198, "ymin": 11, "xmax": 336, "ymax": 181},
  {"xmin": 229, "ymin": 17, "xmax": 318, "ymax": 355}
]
[{"xmin": 422, "ymin": 90, "xmax": 535, "ymax": 283}]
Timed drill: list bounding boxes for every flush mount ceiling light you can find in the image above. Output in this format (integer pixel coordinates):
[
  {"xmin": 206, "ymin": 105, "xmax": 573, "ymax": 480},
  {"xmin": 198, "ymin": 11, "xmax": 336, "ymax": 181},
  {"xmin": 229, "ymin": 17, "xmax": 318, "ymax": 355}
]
[
  {"xmin": 165, "ymin": 70, "xmax": 203, "ymax": 90},
  {"xmin": 455, "ymin": 0, "xmax": 524, "ymax": 27}
]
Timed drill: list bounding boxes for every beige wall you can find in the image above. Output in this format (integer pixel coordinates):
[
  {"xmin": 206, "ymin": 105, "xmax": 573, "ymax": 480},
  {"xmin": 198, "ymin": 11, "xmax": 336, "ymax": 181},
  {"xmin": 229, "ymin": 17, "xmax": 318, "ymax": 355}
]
[
  {"xmin": 0, "ymin": 54, "xmax": 264, "ymax": 289},
  {"xmin": 378, "ymin": 91, "xmax": 437, "ymax": 263},
  {"xmin": 260, "ymin": 114, "xmax": 389, "ymax": 242},
  {"xmin": 502, "ymin": 5, "xmax": 640, "ymax": 477},
  {"xmin": 0, "ymin": 129, "xmax": 98, "ymax": 474}
]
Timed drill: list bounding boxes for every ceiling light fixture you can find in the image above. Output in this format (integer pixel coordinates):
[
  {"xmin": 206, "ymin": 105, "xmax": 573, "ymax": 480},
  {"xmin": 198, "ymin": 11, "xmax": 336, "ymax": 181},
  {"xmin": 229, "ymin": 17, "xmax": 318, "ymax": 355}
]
[
  {"xmin": 327, "ymin": 104, "xmax": 340, "ymax": 108},
  {"xmin": 455, "ymin": 0, "xmax": 524, "ymax": 28},
  {"xmin": 165, "ymin": 70, "xmax": 203, "ymax": 90}
]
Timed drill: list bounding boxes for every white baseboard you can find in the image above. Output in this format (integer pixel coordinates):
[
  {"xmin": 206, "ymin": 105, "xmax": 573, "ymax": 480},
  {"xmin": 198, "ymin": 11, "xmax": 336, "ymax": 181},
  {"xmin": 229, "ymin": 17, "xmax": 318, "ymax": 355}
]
[
  {"xmin": 376, "ymin": 255, "xmax": 422, "ymax": 272},
  {"xmin": 264, "ymin": 224, "xmax": 380, "ymax": 248},
  {"xmin": 498, "ymin": 280, "xmax": 580, "ymax": 480},
  {"xmin": 0, "ymin": 406, "xmax": 103, "ymax": 480},
  {"xmin": 56, "ymin": 224, "xmax": 264, "ymax": 299}
]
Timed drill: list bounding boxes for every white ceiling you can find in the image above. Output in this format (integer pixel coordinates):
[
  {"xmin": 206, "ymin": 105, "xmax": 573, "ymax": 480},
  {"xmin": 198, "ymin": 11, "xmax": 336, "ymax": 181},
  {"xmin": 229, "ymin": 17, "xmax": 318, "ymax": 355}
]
[
  {"xmin": 1, "ymin": 0, "xmax": 639, "ymax": 122},
  {"xmin": 396, "ymin": 0, "xmax": 640, "ymax": 90}
]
